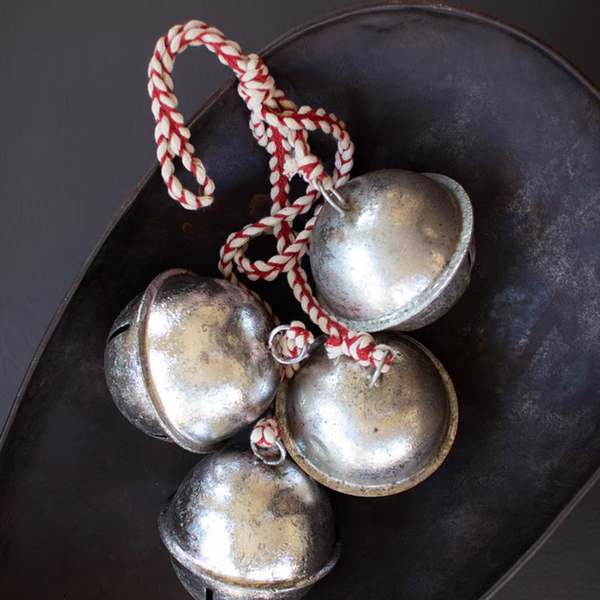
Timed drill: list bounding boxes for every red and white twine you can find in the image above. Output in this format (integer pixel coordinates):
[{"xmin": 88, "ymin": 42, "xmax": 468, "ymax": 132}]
[
  {"xmin": 148, "ymin": 20, "xmax": 393, "ymax": 385},
  {"xmin": 250, "ymin": 417, "xmax": 281, "ymax": 448}
]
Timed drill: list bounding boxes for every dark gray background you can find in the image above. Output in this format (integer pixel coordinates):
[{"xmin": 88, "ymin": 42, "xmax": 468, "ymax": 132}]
[{"xmin": 2, "ymin": 1, "xmax": 600, "ymax": 598}]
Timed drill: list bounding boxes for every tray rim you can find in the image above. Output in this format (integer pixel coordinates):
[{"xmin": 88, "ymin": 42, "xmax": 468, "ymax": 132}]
[{"xmin": 3, "ymin": 3, "xmax": 600, "ymax": 599}]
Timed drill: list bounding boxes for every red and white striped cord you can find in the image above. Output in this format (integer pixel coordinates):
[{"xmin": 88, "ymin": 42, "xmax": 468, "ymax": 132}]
[
  {"xmin": 250, "ymin": 416, "xmax": 286, "ymax": 464},
  {"xmin": 250, "ymin": 417, "xmax": 281, "ymax": 448},
  {"xmin": 148, "ymin": 20, "xmax": 393, "ymax": 377}
]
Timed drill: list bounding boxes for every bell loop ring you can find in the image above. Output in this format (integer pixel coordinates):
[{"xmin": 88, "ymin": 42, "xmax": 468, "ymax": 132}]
[
  {"xmin": 315, "ymin": 179, "xmax": 348, "ymax": 216},
  {"xmin": 268, "ymin": 324, "xmax": 310, "ymax": 365},
  {"xmin": 368, "ymin": 349, "xmax": 392, "ymax": 389},
  {"xmin": 251, "ymin": 439, "xmax": 287, "ymax": 466}
]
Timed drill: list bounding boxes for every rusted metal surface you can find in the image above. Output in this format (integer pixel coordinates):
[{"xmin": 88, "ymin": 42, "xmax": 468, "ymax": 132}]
[{"xmin": 1, "ymin": 4, "xmax": 600, "ymax": 599}]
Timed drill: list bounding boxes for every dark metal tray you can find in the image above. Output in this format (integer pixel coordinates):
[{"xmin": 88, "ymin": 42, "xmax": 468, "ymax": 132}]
[{"xmin": 2, "ymin": 3, "xmax": 600, "ymax": 599}]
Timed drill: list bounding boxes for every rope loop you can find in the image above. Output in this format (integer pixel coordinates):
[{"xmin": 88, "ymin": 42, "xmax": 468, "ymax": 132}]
[
  {"xmin": 148, "ymin": 20, "xmax": 350, "ymax": 209},
  {"xmin": 149, "ymin": 20, "xmax": 393, "ymax": 379}
]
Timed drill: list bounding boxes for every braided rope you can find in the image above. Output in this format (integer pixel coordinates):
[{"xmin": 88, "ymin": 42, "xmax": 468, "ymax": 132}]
[
  {"xmin": 148, "ymin": 20, "xmax": 393, "ymax": 376},
  {"xmin": 250, "ymin": 417, "xmax": 282, "ymax": 449}
]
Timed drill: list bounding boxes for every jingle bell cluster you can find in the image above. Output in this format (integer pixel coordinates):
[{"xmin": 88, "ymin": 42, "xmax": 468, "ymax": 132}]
[
  {"xmin": 104, "ymin": 18, "xmax": 475, "ymax": 600},
  {"xmin": 105, "ymin": 168, "xmax": 473, "ymax": 599}
]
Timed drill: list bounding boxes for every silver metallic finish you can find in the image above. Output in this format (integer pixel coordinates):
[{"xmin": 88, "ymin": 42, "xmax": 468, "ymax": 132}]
[
  {"xmin": 104, "ymin": 269, "xmax": 281, "ymax": 453},
  {"xmin": 310, "ymin": 169, "xmax": 475, "ymax": 332},
  {"xmin": 277, "ymin": 333, "xmax": 458, "ymax": 497},
  {"xmin": 368, "ymin": 349, "xmax": 392, "ymax": 389},
  {"xmin": 159, "ymin": 447, "xmax": 340, "ymax": 600},
  {"xmin": 315, "ymin": 179, "xmax": 348, "ymax": 215},
  {"xmin": 268, "ymin": 325, "xmax": 309, "ymax": 365},
  {"xmin": 251, "ymin": 438, "xmax": 287, "ymax": 466}
]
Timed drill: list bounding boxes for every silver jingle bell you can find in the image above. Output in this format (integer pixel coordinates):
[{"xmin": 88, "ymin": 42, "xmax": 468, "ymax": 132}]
[
  {"xmin": 276, "ymin": 333, "xmax": 458, "ymax": 497},
  {"xmin": 159, "ymin": 447, "xmax": 340, "ymax": 600},
  {"xmin": 311, "ymin": 169, "xmax": 475, "ymax": 331},
  {"xmin": 104, "ymin": 269, "xmax": 281, "ymax": 453}
]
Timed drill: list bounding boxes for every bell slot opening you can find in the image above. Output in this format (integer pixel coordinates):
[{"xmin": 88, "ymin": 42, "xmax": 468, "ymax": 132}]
[
  {"xmin": 467, "ymin": 248, "xmax": 474, "ymax": 270},
  {"xmin": 205, "ymin": 588, "xmax": 214, "ymax": 600},
  {"xmin": 107, "ymin": 323, "xmax": 131, "ymax": 344}
]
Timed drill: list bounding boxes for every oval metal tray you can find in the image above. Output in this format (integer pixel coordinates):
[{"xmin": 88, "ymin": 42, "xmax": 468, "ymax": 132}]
[{"xmin": 2, "ymin": 3, "xmax": 600, "ymax": 599}]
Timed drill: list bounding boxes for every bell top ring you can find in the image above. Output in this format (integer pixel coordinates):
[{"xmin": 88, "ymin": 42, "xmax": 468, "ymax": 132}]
[
  {"xmin": 159, "ymin": 447, "xmax": 340, "ymax": 600},
  {"xmin": 276, "ymin": 333, "xmax": 458, "ymax": 497},
  {"xmin": 104, "ymin": 269, "xmax": 281, "ymax": 453},
  {"xmin": 311, "ymin": 169, "xmax": 475, "ymax": 331}
]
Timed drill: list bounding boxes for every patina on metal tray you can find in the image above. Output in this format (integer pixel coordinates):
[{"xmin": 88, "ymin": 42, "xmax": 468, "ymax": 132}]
[{"xmin": 1, "ymin": 3, "xmax": 600, "ymax": 599}]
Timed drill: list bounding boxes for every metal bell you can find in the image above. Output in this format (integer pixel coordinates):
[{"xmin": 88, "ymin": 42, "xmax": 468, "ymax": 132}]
[
  {"xmin": 311, "ymin": 169, "xmax": 475, "ymax": 331},
  {"xmin": 104, "ymin": 269, "xmax": 280, "ymax": 453},
  {"xmin": 276, "ymin": 333, "xmax": 458, "ymax": 497},
  {"xmin": 159, "ymin": 447, "xmax": 340, "ymax": 600}
]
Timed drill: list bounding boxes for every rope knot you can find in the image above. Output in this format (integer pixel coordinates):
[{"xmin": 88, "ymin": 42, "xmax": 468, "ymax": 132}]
[
  {"xmin": 250, "ymin": 417, "xmax": 282, "ymax": 449},
  {"xmin": 325, "ymin": 333, "xmax": 393, "ymax": 374},
  {"xmin": 250, "ymin": 416, "xmax": 286, "ymax": 465},
  {"xmin": 276, "ymin": 320, "xmax": 314, "ymax": 362},
  {"xmin": 286, "ymin": 321, "xmax": 314, "ymax": 354},
  {"xmin": 237, "ymin": 53, "xmax": 278, "ymax": 112},
  {"xmin": 283, "ymin": 154, "xmax": 299, "ymax": 178}
]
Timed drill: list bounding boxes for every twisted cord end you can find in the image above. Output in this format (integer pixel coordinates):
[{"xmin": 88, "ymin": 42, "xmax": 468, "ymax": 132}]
[{"xmin": 325, "ymin": 333, "xmax": 394, "ymax": 378}]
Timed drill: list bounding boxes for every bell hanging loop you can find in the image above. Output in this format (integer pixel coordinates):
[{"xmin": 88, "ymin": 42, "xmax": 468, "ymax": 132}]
[
  {"xmin": 268, "ymin": 324, "xmax": 310, "ymax": 365},
  {"xmin": 315, "ymin": 179, "xmax": 348, "ymax": 215},
  {"xmin": 251, "ymin": 438, "xmax": 287, "ymax": 466},
  {"xmin": 368, "ymin": 349, "xmax": 392, "ymax": 389}
]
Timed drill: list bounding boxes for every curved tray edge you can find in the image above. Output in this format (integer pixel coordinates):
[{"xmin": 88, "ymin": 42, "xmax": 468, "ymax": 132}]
[{"xmin": 3, "ymin": 4, "xmax": 600, "ymax": 600}]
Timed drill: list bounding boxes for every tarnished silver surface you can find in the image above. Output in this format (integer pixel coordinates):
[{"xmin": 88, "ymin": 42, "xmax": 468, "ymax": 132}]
[
  {"xmin": 277, "ymin": 333, "xmax": 458, "ymax": 497},
  {"xmin": 311, "ymin": 169, "xmax": 475, "ymax": 331},
  {"xmin": 159, "ymin": 447, "xmax": 340, "ymax": 600},
  {"xmin": 104, "ymin": 269, "xmax": 281, "ymax": 453}
]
